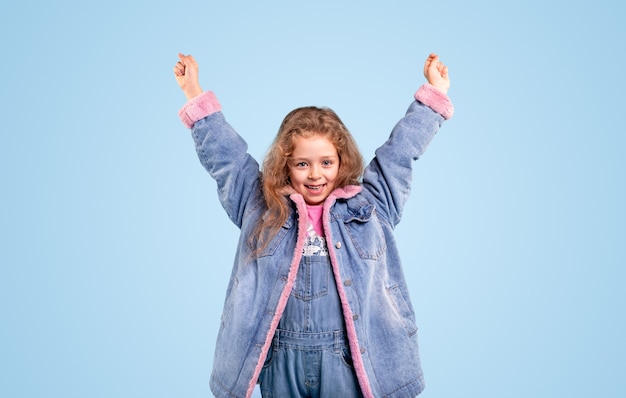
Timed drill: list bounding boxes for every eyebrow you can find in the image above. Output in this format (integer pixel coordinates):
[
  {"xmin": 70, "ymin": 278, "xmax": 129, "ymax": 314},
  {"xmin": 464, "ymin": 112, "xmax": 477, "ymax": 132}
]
[
  {"xmin": 290, "ymin": 156, "xmax": 338, "ymax": 165},
  {"xmin": 290, "ymin": 155, "xmax": 338, "ymax": 161}
]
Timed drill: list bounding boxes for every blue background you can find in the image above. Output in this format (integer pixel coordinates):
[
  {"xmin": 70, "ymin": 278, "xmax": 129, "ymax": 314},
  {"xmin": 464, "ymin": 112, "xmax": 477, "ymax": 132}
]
[{"xmin": 1, "ymin": 1, "xmax": 624, "ymax": 397}]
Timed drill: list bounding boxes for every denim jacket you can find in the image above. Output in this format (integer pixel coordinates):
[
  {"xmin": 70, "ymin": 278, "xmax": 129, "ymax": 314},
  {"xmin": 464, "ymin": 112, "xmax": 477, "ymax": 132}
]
[{"xmin": 178, "ymin": 84, "xmax": 453, "ymax": 398}]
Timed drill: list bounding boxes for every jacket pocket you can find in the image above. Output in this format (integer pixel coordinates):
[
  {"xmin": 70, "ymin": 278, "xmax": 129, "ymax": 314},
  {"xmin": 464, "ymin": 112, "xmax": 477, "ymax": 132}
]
[
  {"xmin": 342, "ymin": 203, "xmax": 386, "ymax": 260},
  {"xmin": 386, "ymin": 284, "xmax": 418, "ymax": 337},
  {"xmin": 247, "ymin": 214, "xmax": 294, "ymax": 257}
]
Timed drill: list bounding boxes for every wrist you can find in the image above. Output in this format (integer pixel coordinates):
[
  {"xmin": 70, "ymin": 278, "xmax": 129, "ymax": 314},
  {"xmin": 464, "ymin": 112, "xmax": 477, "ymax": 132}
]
[
  {"xmin": 432, "ymin": 85, "xmax": 448, "ymax": 95},
  {"xmin": 184, "ymin": 85, "xmax": 203, "ymax": 101},
  {"xmin": 428, "ymin": 81, "xmax": 449, "ymax": 95}
]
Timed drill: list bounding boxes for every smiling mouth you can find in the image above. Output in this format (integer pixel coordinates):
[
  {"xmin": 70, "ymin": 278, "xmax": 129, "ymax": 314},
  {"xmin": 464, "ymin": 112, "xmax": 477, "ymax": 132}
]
[{"xmin": 305, "ymin": 184, "xmax": 325, "ymax": 191}]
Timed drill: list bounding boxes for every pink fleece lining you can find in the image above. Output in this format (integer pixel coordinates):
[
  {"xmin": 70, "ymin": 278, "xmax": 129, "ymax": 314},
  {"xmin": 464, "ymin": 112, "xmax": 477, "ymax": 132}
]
[
  {"xmin": 323, "ymin": 188, "xmax": 375, "ymax": 398},
  {"xmin": 178, "ymin": 91, "xmax": 222, "ymax": 128},
  {"xmin": 246, "ymin": 185, "xmax": 373, "ymax": 398},
  {"xmin": 414, "ymin": 83, "xmax": 454, "ymax": 120},
  {"xmin": 245, "ymin": 197, "xmax": 309, "ymax": 398}
]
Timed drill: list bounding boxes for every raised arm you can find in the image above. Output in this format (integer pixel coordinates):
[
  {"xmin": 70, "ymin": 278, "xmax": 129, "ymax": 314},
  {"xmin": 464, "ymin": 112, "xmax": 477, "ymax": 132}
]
[
  {"xmin": 361, "ymin": 53, "xmax": 454, "ymax": 226},
  {"xmin": 173, "ymin": 54, "xmax": 263, "ymax": 228}
]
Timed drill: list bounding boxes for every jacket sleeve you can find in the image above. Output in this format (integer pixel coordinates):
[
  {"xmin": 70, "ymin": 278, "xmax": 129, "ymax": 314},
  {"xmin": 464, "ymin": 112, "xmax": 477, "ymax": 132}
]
[
  {"xmin": 361, "ymin": 84, "xmax": 454, "ymax": 226},
  {"xmin": 179, "ymin": 91, "xmax": 262, "ymax": 228}
]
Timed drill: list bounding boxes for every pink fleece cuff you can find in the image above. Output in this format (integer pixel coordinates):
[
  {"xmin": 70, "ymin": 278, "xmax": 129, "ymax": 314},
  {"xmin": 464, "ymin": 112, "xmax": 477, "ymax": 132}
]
[
  {"xmin": 414, "ymin": 84, "xmax": 454, "ymax": 120},
  {"xmin": 178, "ymin": 91, "xmax": 222, "ymax": 128}
]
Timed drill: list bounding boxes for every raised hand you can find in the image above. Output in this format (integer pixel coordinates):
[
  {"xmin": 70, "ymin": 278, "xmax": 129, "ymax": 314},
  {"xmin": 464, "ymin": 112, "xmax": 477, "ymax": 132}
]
[
  {"xmin": 174, "ymin": 53, "xmax": 203, "ymax": 100},
  {"xmin": 423, "ymin": 53, "xmax": 450, "ymax": 95}
]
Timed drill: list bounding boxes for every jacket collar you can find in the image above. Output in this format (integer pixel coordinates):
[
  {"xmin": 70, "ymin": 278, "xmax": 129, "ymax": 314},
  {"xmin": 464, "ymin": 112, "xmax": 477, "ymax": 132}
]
[{"xmin": 283, "ymin": 185, "xmax": 363, "ymax": 207}]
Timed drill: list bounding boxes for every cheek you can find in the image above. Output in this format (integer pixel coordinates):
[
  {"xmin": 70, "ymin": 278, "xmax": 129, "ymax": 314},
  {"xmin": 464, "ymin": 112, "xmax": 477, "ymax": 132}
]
[{"xmin": 288, "ymin": 169, "xmax": 303, "ymax": 184}]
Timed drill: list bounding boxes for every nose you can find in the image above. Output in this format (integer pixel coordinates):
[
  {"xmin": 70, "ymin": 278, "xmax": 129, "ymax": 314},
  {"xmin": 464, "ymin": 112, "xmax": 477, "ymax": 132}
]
[{"xmin": 308, "ymin": 166, "xmax": 321, "ymax": 180}]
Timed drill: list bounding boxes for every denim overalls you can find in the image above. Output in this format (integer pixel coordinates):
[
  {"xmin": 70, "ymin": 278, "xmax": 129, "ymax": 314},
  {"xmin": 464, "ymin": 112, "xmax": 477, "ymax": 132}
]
[{"xmin": 258, "ymin": 209, "xmax": 363, "ymax": 398}]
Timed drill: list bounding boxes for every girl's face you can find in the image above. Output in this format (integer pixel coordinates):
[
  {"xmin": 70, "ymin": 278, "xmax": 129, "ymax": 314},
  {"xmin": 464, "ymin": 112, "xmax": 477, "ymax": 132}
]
[{"xmin": 288, "ymin": 134, "xmax": 339, "ymax": 205}]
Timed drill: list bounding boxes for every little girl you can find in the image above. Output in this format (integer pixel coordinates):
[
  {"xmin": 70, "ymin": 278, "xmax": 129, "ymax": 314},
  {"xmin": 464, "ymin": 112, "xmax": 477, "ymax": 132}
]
[{"xmin": 174, "ymin": 53, "xmax": 453, "ymax": 398}]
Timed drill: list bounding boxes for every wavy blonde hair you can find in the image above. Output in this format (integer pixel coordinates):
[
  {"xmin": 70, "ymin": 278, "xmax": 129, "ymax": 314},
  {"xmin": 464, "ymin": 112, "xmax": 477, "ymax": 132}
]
[{"xmin": 254, "ymin": 106, "xmax": 364, "ymax": 253}]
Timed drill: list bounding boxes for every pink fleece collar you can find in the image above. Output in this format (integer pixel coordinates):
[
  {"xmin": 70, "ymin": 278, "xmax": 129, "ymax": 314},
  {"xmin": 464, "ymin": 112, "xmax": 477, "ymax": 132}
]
[{"xmin": 280, "ymin": 184, "xmax": 363, "ymax": 203}]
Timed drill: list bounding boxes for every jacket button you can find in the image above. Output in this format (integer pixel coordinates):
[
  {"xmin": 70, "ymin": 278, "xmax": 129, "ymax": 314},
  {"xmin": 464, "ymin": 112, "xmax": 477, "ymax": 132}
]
[
  {"xmin": 353, "ymin": 314, "xmax": 359, "ymax": 321},
  {"xmin": 344, "ymin": 279, "xmax": 352, "ymax": 286},
  {"xmin": 335, "ymin": 241, "xmax": 342, "ymax": 249},
  {"xmin": 360, "ymin": 347, "xmax": 366, "ymax": 354}
]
